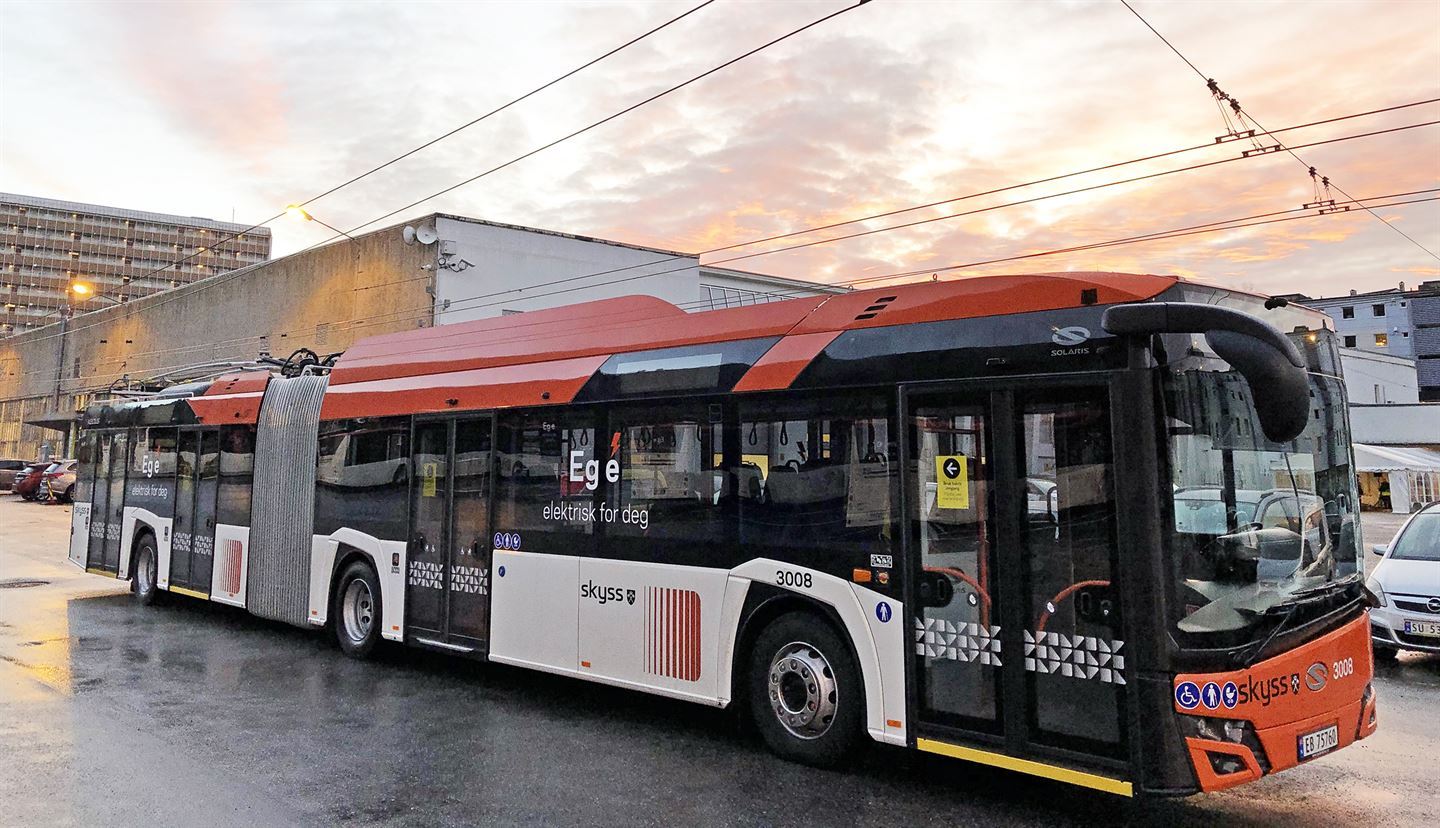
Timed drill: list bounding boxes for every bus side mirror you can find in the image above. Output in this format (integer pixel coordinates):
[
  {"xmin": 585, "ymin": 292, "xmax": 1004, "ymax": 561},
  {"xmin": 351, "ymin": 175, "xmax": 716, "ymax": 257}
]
[{"xmin": 1102, "ymin": 302, "xmax": 1310, "ymax": 443}]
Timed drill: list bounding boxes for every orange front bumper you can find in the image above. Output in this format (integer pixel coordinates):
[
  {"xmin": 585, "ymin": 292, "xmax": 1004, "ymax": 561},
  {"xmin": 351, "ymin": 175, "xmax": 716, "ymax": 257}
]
[{"xmin": 1174, "ymin": 612, "xmax": 1377, "ymax": 792}]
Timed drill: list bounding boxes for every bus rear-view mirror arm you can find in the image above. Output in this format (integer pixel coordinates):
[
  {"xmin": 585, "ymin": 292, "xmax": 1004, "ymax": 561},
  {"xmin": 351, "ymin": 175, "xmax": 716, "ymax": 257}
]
[{"xmin": 1102, "ymin": 302, "xmax": 1310, "ymax": 444}]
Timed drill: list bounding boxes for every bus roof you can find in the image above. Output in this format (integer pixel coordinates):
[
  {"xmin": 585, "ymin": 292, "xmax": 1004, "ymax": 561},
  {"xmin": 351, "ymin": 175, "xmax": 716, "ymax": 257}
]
[
  {"xmin": 315, "ymin": 272, "xmax": 1180, "ymax": 420},
  {"xmin": 329, "ymin": 272, "xmax": 1178, "ymax": 387}
]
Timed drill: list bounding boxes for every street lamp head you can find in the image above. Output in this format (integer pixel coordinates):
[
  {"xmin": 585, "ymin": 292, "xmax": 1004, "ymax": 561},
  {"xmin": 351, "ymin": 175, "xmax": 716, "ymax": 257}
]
[{"xmin": 285, "ymin": 205, "xmax": 314, "ymax": 222}]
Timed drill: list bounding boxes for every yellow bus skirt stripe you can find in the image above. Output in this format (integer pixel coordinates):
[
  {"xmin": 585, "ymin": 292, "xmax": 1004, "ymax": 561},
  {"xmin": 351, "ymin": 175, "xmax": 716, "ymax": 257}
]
[
  {"xmin": 916, "ymin": 738, "xmax": 1134, "ymax": 797},
  {"xmin": 166, "ymin": 585, "xmax": 209, "ymax": 600},
  {"xmin": 85, "ymin": 567, "xmax": 114, "ymax": 577}
]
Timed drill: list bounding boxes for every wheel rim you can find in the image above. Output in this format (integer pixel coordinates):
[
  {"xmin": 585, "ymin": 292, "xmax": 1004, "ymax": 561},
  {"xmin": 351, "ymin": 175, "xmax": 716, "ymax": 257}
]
[
  {"xmin": 137, "ymin": 545, "xmax": 155, "ymax": 594},
  {"xmin": 342, "ymin": 579, "xmax": 374, "ymax": 643},
  {"xmin": 767, "ymin": 640, "xmax": 839, "ymax": 740}
]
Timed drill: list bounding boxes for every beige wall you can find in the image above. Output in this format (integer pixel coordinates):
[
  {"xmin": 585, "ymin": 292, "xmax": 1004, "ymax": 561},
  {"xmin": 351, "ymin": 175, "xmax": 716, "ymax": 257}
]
[{"xmin": 0, "ymin": 221, "xmax": 435, "ymax": 459}]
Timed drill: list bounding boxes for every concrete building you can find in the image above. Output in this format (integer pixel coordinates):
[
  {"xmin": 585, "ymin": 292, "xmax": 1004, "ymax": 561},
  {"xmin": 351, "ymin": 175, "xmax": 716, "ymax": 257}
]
[
  {"xmin": 0, "ymin": 213, "xmax": 843, "ymax": 460},
  {"xmin": 1, "ymin": 193, "xmax": 272, "ymax": 336},
  {"xmin": 1279, "ymin": 280, "xmax": 1440, "ymax": 400}
]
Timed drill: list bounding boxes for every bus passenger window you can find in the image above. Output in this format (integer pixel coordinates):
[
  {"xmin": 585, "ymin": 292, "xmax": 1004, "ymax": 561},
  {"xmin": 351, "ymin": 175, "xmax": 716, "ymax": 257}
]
[
  {"xmin": 736, "ymin": 397, "xmax": 895, "ymax": 559},
  {"xmin": 496, "ymin": 412, "xmax": 595, "ymax": 554},
  {"xmin": 218, "ymin": 425, "xmax": 255, "ymax": 526},
  {"xmin": 605, "ymin": 415, "xmax": 724, "ymax": 543}
]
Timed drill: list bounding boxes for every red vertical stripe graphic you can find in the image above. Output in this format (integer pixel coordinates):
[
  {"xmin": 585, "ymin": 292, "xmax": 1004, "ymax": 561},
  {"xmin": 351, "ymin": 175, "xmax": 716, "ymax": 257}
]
[{"xmin": 644, "ymin": 587, "xmax": 702, "ymax": 682}]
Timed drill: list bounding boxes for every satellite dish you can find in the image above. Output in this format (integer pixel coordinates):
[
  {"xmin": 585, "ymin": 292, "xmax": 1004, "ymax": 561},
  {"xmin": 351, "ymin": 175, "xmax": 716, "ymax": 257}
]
[
  {"xmin": 415, "ymin": 224, "xmax": 438, "ymax": 245},
  {"xmin": 402, "ymin": 226, "xmax": 417, "ymax": 245}
]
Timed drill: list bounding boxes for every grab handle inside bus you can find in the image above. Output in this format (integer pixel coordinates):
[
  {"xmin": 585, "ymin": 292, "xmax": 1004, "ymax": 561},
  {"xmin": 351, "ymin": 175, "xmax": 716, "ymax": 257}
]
[{"xmin": 1102, "ymin": 302, "xmax": 1309, "ymax": 443}]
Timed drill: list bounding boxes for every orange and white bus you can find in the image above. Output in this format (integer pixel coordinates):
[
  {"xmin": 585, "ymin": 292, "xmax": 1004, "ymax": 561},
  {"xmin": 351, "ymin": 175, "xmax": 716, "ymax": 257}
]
[{"xmin": 69, "ymin": 272, "xmax": 1377, "ymax": 796}]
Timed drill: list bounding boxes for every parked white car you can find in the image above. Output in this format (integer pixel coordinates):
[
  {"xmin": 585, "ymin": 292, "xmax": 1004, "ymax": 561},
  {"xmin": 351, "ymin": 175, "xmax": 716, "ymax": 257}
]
[{"xmin": 1367, "ymin": 501, "xmax": 1440, "ymax": 659}]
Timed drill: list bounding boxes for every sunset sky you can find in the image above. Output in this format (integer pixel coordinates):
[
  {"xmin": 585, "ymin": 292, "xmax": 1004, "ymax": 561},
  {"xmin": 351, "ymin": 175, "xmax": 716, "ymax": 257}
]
[{"xmin": 3, "ymin": 0, "xmax": 1438, "ymax": 299}]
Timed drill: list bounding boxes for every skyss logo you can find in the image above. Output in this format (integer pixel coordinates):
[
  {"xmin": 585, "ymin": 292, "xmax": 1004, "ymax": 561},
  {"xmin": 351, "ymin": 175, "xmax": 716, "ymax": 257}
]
[{"xmin": 580, "ymin": 580, "xmax": 636, "ymax": 606}]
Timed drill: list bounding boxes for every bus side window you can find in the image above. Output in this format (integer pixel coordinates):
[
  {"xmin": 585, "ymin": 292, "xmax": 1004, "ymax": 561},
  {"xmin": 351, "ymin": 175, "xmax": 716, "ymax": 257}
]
[
  {"xmin": 736, "ymin": 395, "xmax": 896, "ymax": 558},
  {"xmin": 218, "ymin": 425, "xmax": 256, "ymax": 527},
  {"xmin": 496, "ymin": 410, "xmax": 596, "ymax": 555},
  {"xmin": 603, "ymin": 410, "xmax": 727, "ymax": 560}
]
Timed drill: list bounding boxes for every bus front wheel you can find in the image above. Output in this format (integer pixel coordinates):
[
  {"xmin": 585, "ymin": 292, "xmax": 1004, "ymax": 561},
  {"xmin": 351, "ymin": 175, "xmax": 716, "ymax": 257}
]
[
  {"xmin": 748, "ymin": 611, "xmax": 863, "ymax": 767},
  {"xmin": 334, "ymin": 560, "xmax": 382, "ymax": 659}
]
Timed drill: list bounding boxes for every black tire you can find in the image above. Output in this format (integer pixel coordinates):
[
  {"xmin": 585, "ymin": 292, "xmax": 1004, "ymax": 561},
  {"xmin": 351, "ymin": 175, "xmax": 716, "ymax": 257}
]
[
  {"xmin": 747, "ymin": 611, "xmax": 865, "ymax": 767},
  {"xmin": 1373, "ymin": 644, "xmax": 1399, "ymax": 663},
  {"xmin": 132, "ymin": 533, "xmax": 161, "ymax": 606},
  {"xmin": 62, "ymin": 484, "xmax": 75, "ymax": 503},
  {"xmin": 19, "ymin": 488, "xmax": 34, "ymax": 501},
  {"xmin": 333, "ymin": 560, "xmax": 383, "ymax": 658}
]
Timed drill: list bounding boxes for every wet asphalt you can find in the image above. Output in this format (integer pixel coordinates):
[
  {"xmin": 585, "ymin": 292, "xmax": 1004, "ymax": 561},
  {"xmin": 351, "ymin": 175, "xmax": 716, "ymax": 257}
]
[{"xmin": 1, "ymin": 499, "xmax": 1437, "ymax": 827}]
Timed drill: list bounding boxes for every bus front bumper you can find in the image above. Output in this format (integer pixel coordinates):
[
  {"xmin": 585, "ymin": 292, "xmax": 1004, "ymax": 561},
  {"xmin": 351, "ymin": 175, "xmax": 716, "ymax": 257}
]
[{"xmin": 1173, "ymin": 613, "xmax": 1377, "ymax": 793}]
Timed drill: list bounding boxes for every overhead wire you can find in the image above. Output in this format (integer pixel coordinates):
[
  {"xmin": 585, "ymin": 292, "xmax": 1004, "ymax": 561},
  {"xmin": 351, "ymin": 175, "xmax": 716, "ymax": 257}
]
[
  {"xmin": 347, "ymin": 116, "xmax": 1439, "ymax": 330},
  {"xmin": 22, "ymin": 103, "xmax": 1437, "ymax": 377},
  {"xmin": 40, "ymin": 190, "xmax": 1440, "ymax": 388},
  {"xmin": 19, "ymin": 0, "xmax": 872, "ymax": 349},
  {"xmin": 347, "ymin": 98, "xmax": 1440, "ymax": 300},
  {"xmin": 1118, "ymin": 0, "xmax": 1440, "ymax": 262},
  {"xmin": 7, "ymin": 0, "xmax": 730, "ymax": 343}
]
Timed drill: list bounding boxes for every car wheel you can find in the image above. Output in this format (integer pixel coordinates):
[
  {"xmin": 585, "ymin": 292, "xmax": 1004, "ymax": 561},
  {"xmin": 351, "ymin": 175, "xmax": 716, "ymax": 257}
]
[
  {"xmin": 748, "ymin": 611, "xmax": 864, "ymax": 767},
  {"xmin": 334, "ymin": 560, "xmax": 382, "ymax": 658},
  {"xmin": 1373, "ymin": 644, "xmax": 1398, "ymax": 663},
  {"xmin": 62, "ymin": 484, "xmax": 75, "ymax": 504},
  {"xmin": 132, "ymin": 534, "xmax": 161, "ymax": 606}
]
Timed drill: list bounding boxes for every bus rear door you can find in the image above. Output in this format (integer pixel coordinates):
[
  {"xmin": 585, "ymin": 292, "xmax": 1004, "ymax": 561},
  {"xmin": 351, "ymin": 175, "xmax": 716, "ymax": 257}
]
[{"xmin": 406, "ymin": 415, "xmax": 494, "ymax": 652}]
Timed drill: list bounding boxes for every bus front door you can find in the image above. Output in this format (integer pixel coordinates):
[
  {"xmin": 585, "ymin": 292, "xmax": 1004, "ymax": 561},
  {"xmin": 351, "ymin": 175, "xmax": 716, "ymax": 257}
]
[
  {"xmin": 406, "ymin": 416, "xmax": 494, "ymax": 652},
  {"xmin": 906, "ymin": 384, "xmax": 1128, "ymax": 786}
]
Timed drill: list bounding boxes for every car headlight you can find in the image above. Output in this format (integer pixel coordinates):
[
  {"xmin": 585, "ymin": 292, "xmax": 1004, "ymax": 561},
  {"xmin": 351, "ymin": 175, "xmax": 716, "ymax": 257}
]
[{"xmin": 1365, "ymin": 577, "xmax": 1387, "ymax": 607}]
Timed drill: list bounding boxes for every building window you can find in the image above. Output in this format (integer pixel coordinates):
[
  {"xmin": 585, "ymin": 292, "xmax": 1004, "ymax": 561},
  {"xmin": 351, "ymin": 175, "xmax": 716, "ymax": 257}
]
[
  {"xmin": 1373, "ymin": 304, "xmax": 1386, "ymax": 317},
  {"xmin": 1375, "ymin": 333, "xmax": 1388, "ymax": 347},
  {"xmin": 1341, "ymin": 306, "xmax": 1355, "ymax": 319},
  {"xmin": 1343, "ymin": 335, "xmax": 1356, "ymax": 348}
]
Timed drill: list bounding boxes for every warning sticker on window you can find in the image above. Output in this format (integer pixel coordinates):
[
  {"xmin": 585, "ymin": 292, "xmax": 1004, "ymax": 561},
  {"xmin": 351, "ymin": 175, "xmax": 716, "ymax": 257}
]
[
  {"xmin": 935, "ymin": 455, "xmax": 969, "ymax": 509},
  {"xmin": 422, "ymin": 462, "xmax": 439, "ymax": 497}
]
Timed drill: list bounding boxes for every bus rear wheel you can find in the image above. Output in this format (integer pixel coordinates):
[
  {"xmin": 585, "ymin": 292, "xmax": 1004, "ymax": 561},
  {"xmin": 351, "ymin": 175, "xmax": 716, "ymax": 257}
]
[
  {"xmin": 132, "ymin": 534, "xmax": 160, "ymax": 606},
  {"xmin": 334, "ymin": 560, "xmax": 382, "ymax": 659},
  {"xmin": 748, "ymin": 612, "xmax": 863, "ymax": 767}
]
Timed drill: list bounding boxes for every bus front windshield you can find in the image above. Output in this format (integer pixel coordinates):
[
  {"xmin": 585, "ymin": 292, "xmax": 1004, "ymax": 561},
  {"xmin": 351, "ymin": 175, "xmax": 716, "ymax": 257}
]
[{"xmin": 1163, "ymin": 337, "xmax": 1361, "ymax": 644}]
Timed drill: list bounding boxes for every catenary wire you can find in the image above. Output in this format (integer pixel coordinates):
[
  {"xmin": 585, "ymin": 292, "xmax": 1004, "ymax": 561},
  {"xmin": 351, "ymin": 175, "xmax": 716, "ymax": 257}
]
[
  {"xmin": 42, "ymin": 192, "xmax": 1439, "ymax": 387},
  {"xmin": 1119, "ymin": 0, "xmax": 1440, "ymax": 262},
  {"xmin": 25, "ymin": 106, "xmax": 1437, "ymax": 376},
  {"xmin": 17, "ymin": 0, "xmax": 873, "ymax": 348},
  {"xmin": 347, "ymin": 96, "xmax": 1440, "ymax": 297}
]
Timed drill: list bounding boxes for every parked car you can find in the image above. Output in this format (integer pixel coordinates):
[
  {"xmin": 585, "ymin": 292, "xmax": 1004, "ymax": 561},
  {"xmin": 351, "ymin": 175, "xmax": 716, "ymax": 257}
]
[
  {"xmin": 1367, "ymin": 500, "xmax": 1440, "ymax": 659},
  {"xmin": 0, "ymin": 458, "xmax": 29, "ymax": 492},
  {"xmin": 41, "ymin": 460, "xmax": 78, "ymax": 503},
  {"xmin": 13, "ymin": 461, "xmax": 53, "ymax": 501}
]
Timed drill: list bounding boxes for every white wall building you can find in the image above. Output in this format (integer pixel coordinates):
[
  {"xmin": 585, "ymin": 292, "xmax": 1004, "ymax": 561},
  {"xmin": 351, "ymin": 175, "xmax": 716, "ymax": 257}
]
[
  {"xmin": 424, "ymin": 215, "xmax": 845, "ymax": 326},
  {"xmin": 1338, "ymin": 348, "xmax": 1419, "ymax": 405}
]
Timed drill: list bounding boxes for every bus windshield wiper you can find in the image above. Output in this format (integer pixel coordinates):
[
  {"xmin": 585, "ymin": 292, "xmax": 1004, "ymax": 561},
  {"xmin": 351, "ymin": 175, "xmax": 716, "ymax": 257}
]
[{"xmin": 1238, "ymin": 603, "xmax": 1300, "ymax": 668}]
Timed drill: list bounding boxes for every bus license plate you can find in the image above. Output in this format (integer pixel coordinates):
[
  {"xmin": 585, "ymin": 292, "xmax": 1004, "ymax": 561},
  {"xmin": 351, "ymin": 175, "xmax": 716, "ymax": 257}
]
[
  {"xmin": 1403, "ymin": 619, "xmax": 1440, "ymax": 638},
  {"xmin": 1298, "ymin": 725, "xmax": 1338, "ymax": 760}
]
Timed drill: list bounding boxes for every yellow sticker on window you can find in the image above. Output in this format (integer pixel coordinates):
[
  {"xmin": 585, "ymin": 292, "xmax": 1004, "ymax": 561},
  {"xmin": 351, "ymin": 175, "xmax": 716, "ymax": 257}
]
[
  {"xmin": 422, "ymin": 462, "xmax": 438, "ymax": 497},
  {"xmin": 935, "ymin": 455, "xmax": 969, "ymax": 509}
]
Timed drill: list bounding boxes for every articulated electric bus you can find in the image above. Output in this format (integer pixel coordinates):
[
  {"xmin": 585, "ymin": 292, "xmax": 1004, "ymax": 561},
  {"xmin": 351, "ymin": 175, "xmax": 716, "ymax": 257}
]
[{"xmin": 68, "ymin": 272, "xmax": 1377, "ymax": 797}]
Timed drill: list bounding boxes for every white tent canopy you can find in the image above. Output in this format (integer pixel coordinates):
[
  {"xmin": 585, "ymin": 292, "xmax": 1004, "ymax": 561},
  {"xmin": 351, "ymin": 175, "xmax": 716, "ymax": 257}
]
[
  {"xmin": 1353, "ymin": 443, "xmax": 1440, "ymax": 513},
  {"xmin": 1353, "ymin": 443, "xmax": 1440, "ymax": 473}
]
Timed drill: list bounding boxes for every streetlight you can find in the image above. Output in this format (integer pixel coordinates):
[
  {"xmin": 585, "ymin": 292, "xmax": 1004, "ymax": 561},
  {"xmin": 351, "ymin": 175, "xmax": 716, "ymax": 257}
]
[{"xmin": 285, "ymin": 204, "xmax": 355, "ymax": 240}]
